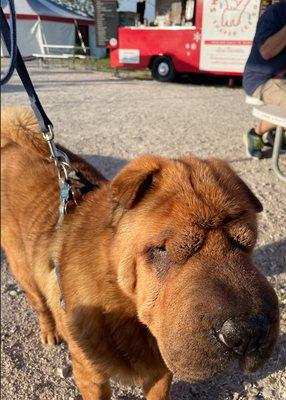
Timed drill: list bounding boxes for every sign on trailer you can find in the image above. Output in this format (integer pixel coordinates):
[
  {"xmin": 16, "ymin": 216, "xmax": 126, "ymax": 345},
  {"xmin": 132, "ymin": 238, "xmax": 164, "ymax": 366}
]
[{"xmin": 94, "ymin": 0, "xmax": 118, "ymax": 47}]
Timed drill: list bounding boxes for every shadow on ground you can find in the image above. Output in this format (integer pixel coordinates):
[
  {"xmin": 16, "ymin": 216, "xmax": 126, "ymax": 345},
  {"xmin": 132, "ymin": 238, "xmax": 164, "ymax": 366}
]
[
  {"xmin": 175, "ymin": 73, "xmax": 242, "ymax": 88},
  {"xmin": 1, "ymin": 78, "xmax": 144, "ymax": 94},
  {"xmin": 254, "ymin": 238, "xmax": 286, "ymax": 276},
  {"xmin": 1, "ymin": 84, "xmax": 46, "ymax": 94},
  {"xmin": 81, "ymin": 154, "xmax": 128, "ymax": 180}
]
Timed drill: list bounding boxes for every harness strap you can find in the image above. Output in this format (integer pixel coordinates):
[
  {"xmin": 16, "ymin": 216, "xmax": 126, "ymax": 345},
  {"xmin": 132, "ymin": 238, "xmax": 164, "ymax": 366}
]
[
  {"xmin": 53, "ymin": 260, "xmax": 66, "ymax": 311},
  {"xmin": 70, "ymin": 170, "xmax": 100, "ymax": 195}
]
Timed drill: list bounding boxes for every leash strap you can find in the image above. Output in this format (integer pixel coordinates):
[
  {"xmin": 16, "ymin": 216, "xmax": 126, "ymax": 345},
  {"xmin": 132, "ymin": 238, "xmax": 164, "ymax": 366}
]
[
  {"xmin": 53, "ymin": 260, "xmax": 66, "ymax": 311},
  {"xmin": 0, "ymin": 1, "xmax": 17, "ymax": 85},
  {"xmin": 0, "ymin": 6, "xmax": 52, "ymax": 132}
]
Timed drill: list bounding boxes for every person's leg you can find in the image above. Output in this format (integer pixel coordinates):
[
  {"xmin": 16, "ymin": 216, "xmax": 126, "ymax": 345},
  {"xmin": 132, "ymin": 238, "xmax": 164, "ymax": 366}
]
[
  {"xmin": 245, "ymin": 79, "xmax": 286, "ymax": 158},
  {"xmin": 254, "ymin": 79, "xmax": 286, "ymax": 134},
  {"xmin": 254, "ymin": 120, "xmax": 276, "ymax": 135}
]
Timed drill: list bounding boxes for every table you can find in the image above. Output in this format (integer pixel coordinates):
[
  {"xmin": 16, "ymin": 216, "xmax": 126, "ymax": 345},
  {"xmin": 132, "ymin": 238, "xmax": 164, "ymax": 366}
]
[{"xmin": 253, "ymin": 105, "xmax": 286, "ymax": 182}]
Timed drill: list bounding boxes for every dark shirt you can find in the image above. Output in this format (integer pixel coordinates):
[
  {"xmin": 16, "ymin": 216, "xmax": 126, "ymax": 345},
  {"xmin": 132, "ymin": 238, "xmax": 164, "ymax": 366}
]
[{"xmin": 243, "ymin": 2, "xmax": 286, "ymax": 96}]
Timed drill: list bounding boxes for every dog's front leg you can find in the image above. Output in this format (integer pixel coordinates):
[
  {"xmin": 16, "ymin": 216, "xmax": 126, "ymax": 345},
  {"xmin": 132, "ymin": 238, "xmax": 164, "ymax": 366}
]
[
  {"xmin": 71, "ymin": 353, "xmax": 111, "ymax": 400},
  {"xmin": 143, "ymin": 371, "xmax": 173, "ymax": 400}
]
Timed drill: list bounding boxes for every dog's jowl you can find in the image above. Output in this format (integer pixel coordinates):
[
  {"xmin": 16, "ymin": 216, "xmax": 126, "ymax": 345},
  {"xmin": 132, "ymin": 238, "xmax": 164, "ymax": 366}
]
[{"xmin": 1, "ymin": 108, "xmax": 279, "ymax": 400}]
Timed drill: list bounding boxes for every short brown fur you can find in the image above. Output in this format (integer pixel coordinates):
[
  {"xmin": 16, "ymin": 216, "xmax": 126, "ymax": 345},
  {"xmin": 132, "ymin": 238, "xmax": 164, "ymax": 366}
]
[{"xmin": 1, "ymin": 108, "xmax": 279, "ymax": 399}]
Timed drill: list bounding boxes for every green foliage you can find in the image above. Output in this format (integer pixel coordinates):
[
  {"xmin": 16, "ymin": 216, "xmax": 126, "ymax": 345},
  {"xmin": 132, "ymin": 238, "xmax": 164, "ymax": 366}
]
[{"xmin": 53, "ymin": 0, "xmax": 95, "ymax": 18}]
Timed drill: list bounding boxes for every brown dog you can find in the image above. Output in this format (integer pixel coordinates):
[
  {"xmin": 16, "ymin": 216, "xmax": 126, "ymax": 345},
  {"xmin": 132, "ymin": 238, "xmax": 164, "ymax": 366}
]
[{"xmin": 1, "ymin": 107, "xmax": 279, "ymax": 400}]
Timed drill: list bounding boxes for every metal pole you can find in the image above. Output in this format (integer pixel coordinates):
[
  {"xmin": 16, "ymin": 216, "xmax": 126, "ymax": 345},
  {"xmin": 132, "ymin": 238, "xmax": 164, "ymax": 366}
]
[{"xmin": 272, "ymin": 125, "xmax": 286, "ymax": 182}]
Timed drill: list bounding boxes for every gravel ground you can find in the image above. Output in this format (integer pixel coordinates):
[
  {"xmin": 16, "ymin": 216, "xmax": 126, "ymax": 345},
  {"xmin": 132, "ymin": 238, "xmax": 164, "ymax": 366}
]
[{"xmin": 1, "ymin": 63, "xmax": 286, "ymax": 400}]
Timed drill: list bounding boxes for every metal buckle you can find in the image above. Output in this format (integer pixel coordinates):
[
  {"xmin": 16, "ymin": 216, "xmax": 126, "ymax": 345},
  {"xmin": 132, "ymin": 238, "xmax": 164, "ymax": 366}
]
[
  {"xmin": 42, "ymin": 125, "xmax": 59, "ymax": 162},
  {"xmin": 42, "ymin": 125, "xmax": 54, "ymax": 141},
  {"xmin": 41, "ymin": 125, "xmax": 75, "ymax": 227},
  {"xmin": 59, "ymin": 178, "xmax": 71, "ymax": 202},
  {"xmin": 55, "ymin": 149, "xmax": 70, "ymax": 164}
]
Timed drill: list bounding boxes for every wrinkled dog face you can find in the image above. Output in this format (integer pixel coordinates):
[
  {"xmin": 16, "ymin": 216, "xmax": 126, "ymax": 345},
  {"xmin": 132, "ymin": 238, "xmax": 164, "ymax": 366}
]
[{"xmin": 111, "ymin": 156, "xmax": 279, "ymax": 381}]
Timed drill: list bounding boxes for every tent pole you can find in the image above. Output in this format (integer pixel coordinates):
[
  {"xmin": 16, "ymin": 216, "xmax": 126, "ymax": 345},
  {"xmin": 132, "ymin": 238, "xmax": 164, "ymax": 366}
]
[
  {"xmin": 37, "ymin": 16, "xmax": 47, "ymax": 68},
  {"xmin": 38, "ymin": 16, "xmax": 48, "ymax": 54},
  {"xmin": 74, "ymin": 19, "xmax": 87, "ymax": 55}
]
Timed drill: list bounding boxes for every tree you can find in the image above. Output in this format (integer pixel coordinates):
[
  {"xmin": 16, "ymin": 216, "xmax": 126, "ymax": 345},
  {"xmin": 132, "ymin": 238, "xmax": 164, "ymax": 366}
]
[{"xmin": 53, "ymin": 0, "xmax": 95, "ymax": 18}]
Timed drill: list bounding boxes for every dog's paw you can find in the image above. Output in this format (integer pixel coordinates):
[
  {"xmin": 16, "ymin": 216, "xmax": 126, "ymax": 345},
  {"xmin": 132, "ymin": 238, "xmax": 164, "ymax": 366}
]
[{"xmin": 40, "ymin": 330, "xmax": 62, "ymax": 346}]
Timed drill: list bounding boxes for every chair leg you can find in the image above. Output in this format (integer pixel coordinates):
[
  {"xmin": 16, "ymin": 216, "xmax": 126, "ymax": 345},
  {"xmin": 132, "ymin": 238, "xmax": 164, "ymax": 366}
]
[{"xmin": 272, "ymin": 125, "xmax": 286, "ymax": 182}]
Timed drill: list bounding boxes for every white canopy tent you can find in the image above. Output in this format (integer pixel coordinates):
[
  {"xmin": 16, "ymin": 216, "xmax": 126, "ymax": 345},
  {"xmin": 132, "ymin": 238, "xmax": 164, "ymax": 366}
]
[{"xmin": 1, "ymin": 0, "xmax": 105, "ymax": 57}]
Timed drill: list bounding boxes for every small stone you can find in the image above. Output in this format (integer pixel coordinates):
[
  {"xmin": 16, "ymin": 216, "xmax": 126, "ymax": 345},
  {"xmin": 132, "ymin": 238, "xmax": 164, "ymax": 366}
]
[
  {"xmin": 249, "ymin": 386, "xmax": 259, "ymax": 395},
  {"xmin": 9, "ymin": 290, "xmax": 17, "ymax": 297},
  {"xmin": 243, "ymin": 381, "xmax": 251, "ymax": 389},
  {"xmin": 57, "ymin": 365, "xmax": 72, "ymax": 379},
  {"xmin": 262, "ymin": 387, "xmax": 275, "ymax": 398}
]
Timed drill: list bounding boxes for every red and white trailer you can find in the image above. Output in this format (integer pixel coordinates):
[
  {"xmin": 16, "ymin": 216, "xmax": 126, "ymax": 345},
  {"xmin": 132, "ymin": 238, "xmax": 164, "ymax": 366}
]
[{"xmin": 109, "ymin": 0, "xmax": 263, "ymax": 81}]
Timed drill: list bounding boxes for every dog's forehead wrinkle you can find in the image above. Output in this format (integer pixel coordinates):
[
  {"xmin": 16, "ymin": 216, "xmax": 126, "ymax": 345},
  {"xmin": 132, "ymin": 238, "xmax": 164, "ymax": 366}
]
[
  {"xmin": 159, "ymin": 160, "xmax": 246, "ymax": 225},
  {"xmin": 179, "ymin": 185, "xmax": 250, "ymax": 228},
  {"xmin": 185, "ymin": 159, "xmax": 248, "ymax": 216}
]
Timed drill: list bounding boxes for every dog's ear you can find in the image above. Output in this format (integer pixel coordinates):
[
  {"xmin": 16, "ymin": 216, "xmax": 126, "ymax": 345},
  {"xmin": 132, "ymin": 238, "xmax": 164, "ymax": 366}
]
[
  {"xmin": 234, "ymin": 175, "xmax": 263, "ymax": 213},
  {"xmin": 111, "ymin": 156, "xmax": 162, "ymax": 210},
  {"xmin": 206, "ymin": 158, "xmax": 263, "ymax": 213}
]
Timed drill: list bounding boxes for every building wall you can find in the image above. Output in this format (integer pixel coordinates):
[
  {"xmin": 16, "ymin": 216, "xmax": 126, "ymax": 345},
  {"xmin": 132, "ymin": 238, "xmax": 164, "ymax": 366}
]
[{"xmin": 89, "ymin": 25, "xmax": 106, "ymax": 57}]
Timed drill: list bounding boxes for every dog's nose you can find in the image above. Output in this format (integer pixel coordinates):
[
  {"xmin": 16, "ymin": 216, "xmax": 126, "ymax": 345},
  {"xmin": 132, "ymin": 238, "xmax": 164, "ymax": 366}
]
[{"xmin": 218, "ymin": 315, "xmax": 270, "ymax": 355}]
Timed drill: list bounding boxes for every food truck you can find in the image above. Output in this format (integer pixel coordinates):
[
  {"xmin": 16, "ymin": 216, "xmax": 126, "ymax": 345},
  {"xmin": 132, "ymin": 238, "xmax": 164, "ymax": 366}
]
[{"xmin": 108, "ymin": 0, "xmax": 275, "ymax": 81}]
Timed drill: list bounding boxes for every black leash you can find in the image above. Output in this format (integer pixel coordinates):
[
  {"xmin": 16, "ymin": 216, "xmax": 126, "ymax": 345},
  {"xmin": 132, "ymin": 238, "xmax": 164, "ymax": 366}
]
[
  {"xmin": 0, "ymin": 4, "xmax": 98, "ymax": 227},
  {"xmin": 0, "ymin": 0, "xmax": 17, "ymax": 85},
  {"xmin": 0, "ymin": 5, "xmax": 52, "ymax": 132}
]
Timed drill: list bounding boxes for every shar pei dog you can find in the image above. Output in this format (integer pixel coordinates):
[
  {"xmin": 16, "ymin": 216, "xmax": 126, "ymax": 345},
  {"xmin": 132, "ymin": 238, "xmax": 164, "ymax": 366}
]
[{"xmin": 1, "ymin": 107, "xmax": 279, "ymax": 400}]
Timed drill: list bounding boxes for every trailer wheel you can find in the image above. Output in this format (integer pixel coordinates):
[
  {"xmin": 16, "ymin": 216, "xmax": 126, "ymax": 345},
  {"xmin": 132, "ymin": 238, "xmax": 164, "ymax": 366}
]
[{"xmin": 151, "ymin": 56, "xmax": 176, "ymax": 82}]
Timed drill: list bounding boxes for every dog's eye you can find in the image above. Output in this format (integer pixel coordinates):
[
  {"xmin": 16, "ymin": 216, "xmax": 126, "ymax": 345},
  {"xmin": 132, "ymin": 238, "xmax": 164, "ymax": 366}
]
[
  {"xmin": 226, "ymin": 222, "xmax": 257, "ymax": 249},
  {"xmin": 145, "ymin": 246, "xmax": 168, "ymax": 262},
  {"xmin": 145, "ymin": 246, "xmax": 170, "ymax": 276}
]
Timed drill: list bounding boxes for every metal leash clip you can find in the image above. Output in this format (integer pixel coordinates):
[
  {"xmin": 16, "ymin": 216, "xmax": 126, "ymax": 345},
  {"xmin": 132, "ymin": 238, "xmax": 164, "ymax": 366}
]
[
  {"xmin": 56, "ymin": 159, "xmax": 76, "ymax": 228},
  {"xmin": 41, "ymin": 125, "xmax": 75, "ymax": 228}
]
